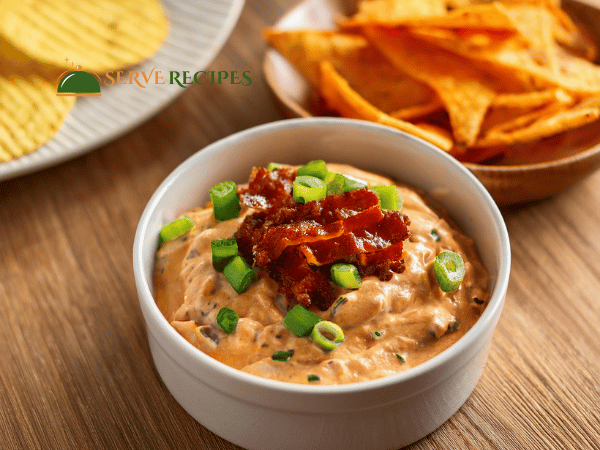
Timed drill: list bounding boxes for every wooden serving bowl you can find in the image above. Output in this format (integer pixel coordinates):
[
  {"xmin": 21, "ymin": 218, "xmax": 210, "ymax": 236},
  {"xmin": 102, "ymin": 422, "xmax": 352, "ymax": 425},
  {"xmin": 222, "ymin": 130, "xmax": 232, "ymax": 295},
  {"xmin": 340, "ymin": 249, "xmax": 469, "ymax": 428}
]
[{"xmin": 263, "ymin": 0, "xmax": 600, "ymax": 205}]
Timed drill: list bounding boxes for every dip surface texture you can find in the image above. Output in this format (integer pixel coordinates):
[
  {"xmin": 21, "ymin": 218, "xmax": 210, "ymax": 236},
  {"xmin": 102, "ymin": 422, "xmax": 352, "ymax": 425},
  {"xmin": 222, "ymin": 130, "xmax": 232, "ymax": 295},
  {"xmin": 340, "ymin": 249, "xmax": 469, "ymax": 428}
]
[{"xmin": 153, "ymin": 164, "xmax": 489, "ymax": 384}]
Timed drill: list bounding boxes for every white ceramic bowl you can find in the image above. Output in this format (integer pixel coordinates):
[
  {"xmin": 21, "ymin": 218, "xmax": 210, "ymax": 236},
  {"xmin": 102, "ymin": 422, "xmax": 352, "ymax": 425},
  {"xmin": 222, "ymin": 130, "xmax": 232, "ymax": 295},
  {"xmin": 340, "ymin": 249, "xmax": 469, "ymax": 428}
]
[{"xmin": 133, "ymin": 118, "xmax": 511, "ymax": 450}]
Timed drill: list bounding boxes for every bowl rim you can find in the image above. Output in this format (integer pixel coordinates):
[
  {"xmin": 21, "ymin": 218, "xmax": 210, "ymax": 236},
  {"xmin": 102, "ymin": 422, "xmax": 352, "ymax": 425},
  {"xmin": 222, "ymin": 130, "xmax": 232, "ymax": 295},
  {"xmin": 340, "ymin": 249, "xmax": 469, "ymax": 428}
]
[{"xmin": 133, "ymin": 117, "xmax": 511, "ymax": 396}]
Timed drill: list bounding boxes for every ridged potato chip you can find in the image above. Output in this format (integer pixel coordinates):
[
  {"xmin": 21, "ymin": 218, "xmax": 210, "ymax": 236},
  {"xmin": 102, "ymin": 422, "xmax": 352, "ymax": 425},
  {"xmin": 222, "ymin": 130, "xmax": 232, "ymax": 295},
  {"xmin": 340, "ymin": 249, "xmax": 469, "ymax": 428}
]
[
  {"xmin": 0, "ymin": 0, "xmax": 169, "ymax": 72},
  {"xmin": 0, "ymin": 66, "xmax": 75, "ymax": 162}
]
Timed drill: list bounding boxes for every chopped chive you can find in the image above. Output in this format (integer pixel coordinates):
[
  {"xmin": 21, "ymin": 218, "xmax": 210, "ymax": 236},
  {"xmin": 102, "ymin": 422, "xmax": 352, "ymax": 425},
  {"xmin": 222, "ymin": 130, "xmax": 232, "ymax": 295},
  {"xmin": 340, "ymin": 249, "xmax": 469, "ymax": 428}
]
[
  {"xmin": 370, "ymin": 185, "xmax": 402, "ymax": 211},
  {"xmin": 266, "ymin": 162, "xmax": 282, "ymax": 171},
  {"xmin": 297, "ymin": 160, "xmax": 328, "ymax": 180},
  {"xmin": 395, "ymin": 353, "xmax": 406, "ymax": 364},
  {"xmin": 283, "ymin": 305, "xmax": 322, "ymax": 337},
  {"xmin": 342, "ymin": 177, "xmax": 367, "ymax": 192},
  {"xmin": 434, "ymin": 251, "xmax": 465, "ymax": 292},
  {"xmin": 449, "ymin": 321, "xmax": 460, "ymax": 331},
  {"xmin": 372, "ymin": 330, "xmax": 382, "ymax": 339},
  {"xmin": 307, "ymin": 374, "xmax": 320, "ymax": 382},
  {"xmin": 293, "ymin": 175, "xmax": 327, "ymax": 203},
  {"xmin": 272, "ymin": 350, "xmax": 294, "ymax": 362},
  {"xmin": 431, "ymin": 229, "xmax": 441, "ymax": 242},
  {"xmin": 331, "ymin": 296, "xmax": 347, "ymax": 316},
  {"xmin": 326, "ymin": 173, "xmax": 346, "ymax": 196},
  {"xmin": 223, "ymin": 255, "xmax": 257, "ymax": 294},
  {"xmin": 216, "ymin": 307, "xmax": 238, "ymax": 334},
  {"xmin": 331, "ymin": 263, "xmax": 362, "ymax": 289},
  {"xmin": 210, "ymin": 181, "xmax": 241, "ymax": 221},
  {"xmin": 158, "ymin": 216, "xmax": 194, "ymax": 246},
  {"xmin": 311, "ymin": 321, "xmax": 344, "ymax": 350},
  {"xmin": 210, "ymin": 238, "xmax": 238, "ymax": 272}
]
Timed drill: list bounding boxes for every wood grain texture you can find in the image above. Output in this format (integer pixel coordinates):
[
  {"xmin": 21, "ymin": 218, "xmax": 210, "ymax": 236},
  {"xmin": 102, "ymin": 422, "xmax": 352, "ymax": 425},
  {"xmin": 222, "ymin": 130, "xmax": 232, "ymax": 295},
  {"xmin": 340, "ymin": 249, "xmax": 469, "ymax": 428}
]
[{"xmin": 1, "ymin": 0, "xmax": 599, "ymax": 449}]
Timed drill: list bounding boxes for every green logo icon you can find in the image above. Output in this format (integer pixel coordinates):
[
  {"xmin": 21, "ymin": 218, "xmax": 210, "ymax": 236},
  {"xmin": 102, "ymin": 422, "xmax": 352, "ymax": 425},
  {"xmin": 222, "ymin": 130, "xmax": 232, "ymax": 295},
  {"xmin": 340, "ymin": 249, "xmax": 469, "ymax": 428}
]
[{"xmin": 57, "ymin": 65, "xmax": 101, "ymax": 97}]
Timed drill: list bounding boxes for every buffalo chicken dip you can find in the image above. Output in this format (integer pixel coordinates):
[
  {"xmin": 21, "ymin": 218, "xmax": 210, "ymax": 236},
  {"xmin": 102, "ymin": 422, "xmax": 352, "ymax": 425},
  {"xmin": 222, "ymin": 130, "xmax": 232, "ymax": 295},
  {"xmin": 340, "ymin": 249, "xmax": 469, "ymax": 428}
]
[{"xmin": 153, "ymin": 162, "xmax": 489, "ymax": 384}]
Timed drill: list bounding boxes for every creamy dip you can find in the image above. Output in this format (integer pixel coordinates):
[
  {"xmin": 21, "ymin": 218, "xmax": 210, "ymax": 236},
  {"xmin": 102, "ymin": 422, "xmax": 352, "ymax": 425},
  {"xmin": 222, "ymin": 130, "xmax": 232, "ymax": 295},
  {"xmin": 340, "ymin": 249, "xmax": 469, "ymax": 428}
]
[{"xmin": 154, "ymin": 164, "xmax": 489, "ymax": 384}]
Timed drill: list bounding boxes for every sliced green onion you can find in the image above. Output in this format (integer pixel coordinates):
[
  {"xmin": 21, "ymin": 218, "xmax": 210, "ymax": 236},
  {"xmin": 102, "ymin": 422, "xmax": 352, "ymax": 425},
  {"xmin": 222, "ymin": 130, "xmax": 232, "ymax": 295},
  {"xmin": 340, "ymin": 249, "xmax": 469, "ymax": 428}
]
[
  {"xmin": 158, "ymin": 216, "xmax": 194, "ymax": 246},
  {"xmin": 431, "ymin": 229, "xmax": 441, "ymax": 242},
  {"xmin": 323, "ymin": 171, "xmax": 337, "ymax": 183},
  {"xmin": 311, "ymin": 321, "xmax": 345, "ymax": 350},
  {"xmin": 293, "ymin": 175, "xmax": 327, "ymax": 204},
  {"xmin": 342, "ymin": 177, "xmax": 367, "ymax": 192},
  {"xmin": 372, "ymin": 330, "xmax": 382, "ymax": 339},
  {"xmin": 449, "ymin": 320, "xmax": 460, "ymax": 331},
  {"xmin": 210, "ymin": 181, "xmax": 241, "ymax": 221},
  {"xmin": 297, "ymin": 160, "xmax": 328, "ymax": 180},
  {"xmin": 326, "ymin": 173, "xmax": 346, "ymax": 196},
  {"xmin": 434, "ymin": 251, "xmax": 465, "ymax": 292},
  {"xmin": 396, "ymin": 353, "xmax": 406, "ymax": 364},
  {"xmin": 272, "ymin": 350, "xmax": 294, "ymax": 362},
  {"xmin": 283, "ymin": 305, "xmax": 322, "ymax": 337},
  {"xmin": 216, "ymin": 307, "xmax": 238, "ymax": 333},
  {"xmin": 211, "ymin": 238, "xmax": 238, "ymax": 272},
  {"xmin": 307, "ymin": 374, "xmax": 320, "ymax": 382},
  {"xmin": 371, "ymin": 185, "xmax": 402, "ymax": 211},
  {"xmin": 331, "ymin": 263, "xmax": 362, "ymax": 289},
  {"xmin": 223, "ymin": 255, "xmax": 257, "ymax": 294},
  {"xmin": 266, "ymin": 162, "xmax": 282, "ymax": 171}
]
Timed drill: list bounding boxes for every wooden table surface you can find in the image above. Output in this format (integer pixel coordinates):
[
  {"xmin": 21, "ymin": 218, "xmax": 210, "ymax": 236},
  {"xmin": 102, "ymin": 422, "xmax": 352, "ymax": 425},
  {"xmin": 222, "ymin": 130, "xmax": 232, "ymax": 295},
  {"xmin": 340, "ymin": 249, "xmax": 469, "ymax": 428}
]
[{"xmin": 2, "ymin": 1, "xmax": 600, "ymax": 449}]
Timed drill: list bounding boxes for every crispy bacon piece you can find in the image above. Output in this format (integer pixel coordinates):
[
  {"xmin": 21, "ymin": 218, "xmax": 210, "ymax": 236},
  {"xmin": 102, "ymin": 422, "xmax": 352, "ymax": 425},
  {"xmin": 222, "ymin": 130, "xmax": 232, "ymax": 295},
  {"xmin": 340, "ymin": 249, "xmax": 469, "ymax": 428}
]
[
  {"xmin": 266, "ymin": 247, "xmax": 334, "ymax": 310},
  {"xmin": 237, "ymin": 188, "xmax": 382, "ymax": 265},
  {"xmin": 239, "ymin": 167, "xmax": 296, "ymax": 211},
  {"xmin": 253, "ymin": 205, "xmax": 383, "ymax": 267},
  {"xmin": 356, "ymin": 242, "xmax": 406, "ymax": 281},
  {"xmin": 300, "ymin": 211, "xmax": 410, "ymax": 266},
  {"xmin": 234, "ymin": 168, "xmax": 411, "ymax": 310}
]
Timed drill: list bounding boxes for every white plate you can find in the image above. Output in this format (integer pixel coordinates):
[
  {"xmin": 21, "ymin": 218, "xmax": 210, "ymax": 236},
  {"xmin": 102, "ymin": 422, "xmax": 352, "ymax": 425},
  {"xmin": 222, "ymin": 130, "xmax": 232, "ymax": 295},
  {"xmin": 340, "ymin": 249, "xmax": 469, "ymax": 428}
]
[{"xmin": 0, "ymin": 0, "xmax": 245, "ymax": 182}]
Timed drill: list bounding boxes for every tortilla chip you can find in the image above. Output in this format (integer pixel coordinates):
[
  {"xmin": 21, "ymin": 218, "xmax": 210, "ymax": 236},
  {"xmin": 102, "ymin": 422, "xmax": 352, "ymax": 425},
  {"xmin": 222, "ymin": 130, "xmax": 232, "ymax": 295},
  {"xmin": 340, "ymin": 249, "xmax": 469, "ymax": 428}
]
[
  {"xmin": 264, "ymin": 29, "xmax": 437, "ymax": 114},
  {"xmin": 493, "ymin": 88, "xmax": 572, "ymax": 108},
  {"xmin": 344, "ymin": 2, "xmax": 516, "ymax": 30},
  {"xmin": 553, "ymin": 19, "xmax": 598, "ymax": 62},
  {"xmin": 0, "ymin": 0, "xmax": 169, "ymax": 72},
  {"xmin": 411, "ymin": 26, "xmax": 600, "ymax": 94},
  {"xmin": 0, "ymin": 66, "xmax": 75, "ymax": 162},
  {"xmin": 364, "ymin": 27, "xmax": 497, "ymax": 146},
  {"xmin": 482, "ymin": 88, "xmax": 574, "ymax": 133},
  {"xmin": 342, "ymin": 0, "xmax": 448, "ymax": 28},
  {"xmin": 390, "ymin": 99, "xmax": 444, "ymax": 120},
  {"xmin": 319, "ymin": 61, "xmax": 454, "ymax": 151},
  {"xmin": 264, "ymin": 29, "xmax": 369, "ymax": 87},
  {"xmin": 573, "ymin": 93, "xmax": 600, "ymax": 109},
  {"xmin": 554, "ymin": 22, "xmax": 598, "ymax": 62},
  {"xmin": 499, "ymin": 3, "xmax": 557, "ymax": 73},
  {"xmin": 487, "ymin": 99, "xmax": 573, "ymax": 134},
  {"xmin": 476, "ymin": 105, "xmax": 600, "ymax": 147}
]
